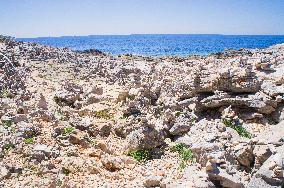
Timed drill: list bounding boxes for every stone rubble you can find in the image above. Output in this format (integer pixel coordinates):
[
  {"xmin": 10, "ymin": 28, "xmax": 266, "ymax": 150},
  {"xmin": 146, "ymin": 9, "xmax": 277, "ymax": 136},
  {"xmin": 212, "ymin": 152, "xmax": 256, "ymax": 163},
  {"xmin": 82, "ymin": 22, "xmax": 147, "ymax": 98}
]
[{"xmin": 1, "ymin": 36, "xmax": 284, "ymax": 187}]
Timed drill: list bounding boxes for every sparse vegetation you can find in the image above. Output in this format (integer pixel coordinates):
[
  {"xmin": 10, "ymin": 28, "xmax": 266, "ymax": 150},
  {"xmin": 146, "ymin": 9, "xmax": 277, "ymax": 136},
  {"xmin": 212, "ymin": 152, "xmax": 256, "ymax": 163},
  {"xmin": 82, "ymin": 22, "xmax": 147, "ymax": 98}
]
[
  {"xmin": 171, "ymin": 143, "xmax": 194, "ymax": 170},
  {"xmin": 120, "ymin": 113, "xmax": 130, "ymax": 119},
  {"xmin": 94, "ymin": 109, "xmax": 113, "ymax": 119},
  {"xmin": 56, "ymin": 179, "xmax": 63, "ymax": 187},
  {"xmin": 1, "ymin": 119, "xmax": 13, "ymax": 129},
  {"xmin": 127, "ymin": 95, "xmax": 135, "ymax": 100},
  {"xmin": 24, "ymin": 137, "xmax": 34, "ymax": 144},
  {"xmin": 175, "ymin": 111, "xmax": 183, "ymax": 117},
  {"xmin": 222, "ymin": 118, "xmax": 251, "ymax": 138},
  {"xmin": 2, "ymin": 143, "xmax": 15, "ymax": 151},
  {"xmin": 89, "ymin": 137, "xmax": 97, "ymax": 146},
  {"xmin": 62, "ymin": 167, "xmax": 71, "ymax": 175},
  {"xmin": 62, "ymin": 127, "xmax": 75, "ymax": 136},
  {"xmin": 30, "ymin": 166, "xmax": 44, "ymax": 177},
  {"xmin": 119, "ymin": 94, "xmax": 136, "ymax": 104},
  {"xmin": 0, "ymin": 88, "xmax": 14, "ymax": 98},
  {"xmin": 129, "ymin": 149, "xmax": 152, "ymax": 162}
]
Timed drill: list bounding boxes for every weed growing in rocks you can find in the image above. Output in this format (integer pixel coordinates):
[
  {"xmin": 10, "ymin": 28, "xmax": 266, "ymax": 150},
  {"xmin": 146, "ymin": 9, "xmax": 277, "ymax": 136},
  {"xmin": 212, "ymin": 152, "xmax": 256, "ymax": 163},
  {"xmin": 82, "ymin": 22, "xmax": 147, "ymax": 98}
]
[
  {"xmin": 2, "ymin": 143, "xmax": 15, "ymax": 151},
  {"xmin": 0, "ymin": 89, "xmax": 13, "ymax": 98},
  {"xmin": 120, "ymin": 94, "xmax": 136, "ymax": 104},
  {"xmin": 175, "ymin": 111, "xmax": 183, "ymax": 117},
  {"xmin": 120, "ymin": 113, "xmax": 130, "ymax": 119},
  {"xmin": 129, "ymin": 149, "xmax": 152, "ymax": 162},
  {"xmin": 89, "ymin": 137, "xmax": 97, "ymax": 146},
  {"xmin": 222, "ymin": 118, "xmax": 251, "ymax": 138},
  {"xmin": 56, "ymin": 179, "xmax": 63, "ymax": 187},
  {"xmin": 24, "ymin": 137, "xmax": 34, "ymax": 144},
  {"xmin": 62, "ymin": 167, "xmax": 71, "ymax": 176},
  {"xmin": 1, "ymin": 119, "xmax": 13, "ymax": 129},
  {"xmin": 63, "ymin": 127, "xmax": 75, "ymax": 136},
  {"xmin": 171, "ymin": 143, "xmax": 194, "ymax": 170},
  {"xmin": 127, "ymin": 95, "xmax": 135, "ymax": 101},
  {"xmin": 94, "ymin": 109, "xmax": 113, "ymax": 119}
]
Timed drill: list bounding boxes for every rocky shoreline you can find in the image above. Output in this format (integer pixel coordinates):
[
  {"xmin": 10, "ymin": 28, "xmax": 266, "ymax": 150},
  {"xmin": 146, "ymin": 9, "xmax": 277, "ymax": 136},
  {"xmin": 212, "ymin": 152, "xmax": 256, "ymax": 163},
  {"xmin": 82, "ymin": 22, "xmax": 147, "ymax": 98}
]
[{"xmin": 1, "ymin": 36, "xmax": 284, "ymax": 187}]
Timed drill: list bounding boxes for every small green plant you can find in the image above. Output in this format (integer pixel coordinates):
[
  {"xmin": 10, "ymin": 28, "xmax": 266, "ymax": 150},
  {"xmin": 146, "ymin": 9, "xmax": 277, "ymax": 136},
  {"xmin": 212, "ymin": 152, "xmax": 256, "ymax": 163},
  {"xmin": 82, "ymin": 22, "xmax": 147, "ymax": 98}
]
[
  {"xmin": 56, "ymin": 179, "xmax": 63, "ymax": 187},
  {"xmin": 1, "ymin": 119, "xmax": 13, "ymax": 129},
  {"xmin": 129, "ymin": 149, "xmax": 151, "ymax": 162},
  {"xmin": 2, "ymin": 143, "xmax": 15, "ymax": 151},
  {"xmin": 222, "ymin": 118, "xmax": 251, "ymax": 138},
  {"xmin": 24, "ymin": 137, "xmax": 34, "ymax": 144},
  {"xmin": 89, "ymin": 138, "xmax": 97, "ymax": 146},
  {"xmin": 191, "ymin": 116, "xmax": 197, "ymax": 123},
  {"xmin": 33, "ymin": 166, "xmax": 44, "ymax": 177},
  {"xmin": 10, "ymin": 127, "xmax": 16, "ymax": 133},
  {"xmin": 94, "ymin": 109, "xmax": 113, "ymax": 119},
  {"xmin": 171, "ymin": 143, "xmax": 194, "ymax": 170},
  {"xmin": 175, "ymin": 111, "xmax": 183, "ymax": 117},
  {"xmin": 62, "ymin": 127, "xmax": 75, "ymax": 136},
  {"xmin": 62, "ymin": 167, "xmax": 71, "ymax": 175},
  {"xmin": 120, "ymin": 113, "xmax": 130, "ymax": 119},
  {"xmin": 127, "ymin": 95, "xmax": 135, "ymax": 101},
  {"xmin": 0, "ymin": 89, "xmax": 13, "ymax": 98}
]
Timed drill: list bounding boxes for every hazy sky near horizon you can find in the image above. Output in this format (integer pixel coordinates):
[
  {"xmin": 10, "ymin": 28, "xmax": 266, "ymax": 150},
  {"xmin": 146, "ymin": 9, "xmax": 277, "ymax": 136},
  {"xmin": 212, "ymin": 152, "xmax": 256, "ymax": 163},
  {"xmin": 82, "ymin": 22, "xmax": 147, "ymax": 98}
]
[{"xmin": 0, "ymin": 0, "xmax": 284, "ymax": 38}]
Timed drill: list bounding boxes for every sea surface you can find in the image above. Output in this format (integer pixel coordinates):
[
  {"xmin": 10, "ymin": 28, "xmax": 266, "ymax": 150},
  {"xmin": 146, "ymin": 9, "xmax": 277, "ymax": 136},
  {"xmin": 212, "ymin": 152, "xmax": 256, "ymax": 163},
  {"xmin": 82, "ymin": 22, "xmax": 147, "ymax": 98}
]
[{"xmin": 17, "ymin": 34, "xmax": 284, "ymax": 57}]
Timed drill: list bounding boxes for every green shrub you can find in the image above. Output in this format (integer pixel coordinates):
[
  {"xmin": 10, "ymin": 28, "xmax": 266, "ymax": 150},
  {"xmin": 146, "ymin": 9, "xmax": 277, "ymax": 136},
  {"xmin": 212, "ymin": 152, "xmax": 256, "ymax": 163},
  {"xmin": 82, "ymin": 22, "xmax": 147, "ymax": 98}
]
[
  {"xmin": 24, "ymin": 137, "xmax": 34, "ymax": 144},
  {"xmin": 222, "ymin": 118, "xmax": 251, "ymax": 138},
  {"xmin": 127, "ymin": 95, "xmax": 135, "ymax": 101},
  {"xmin": 2, "ymin": 143, "xmax": 15, "ymax": 151},
  {"xmin": 94, "ymin": 109, "xmax": 113, "ymax": 119},
  {"xmin": 62, "ymin": 127, "xmax": 75, "ymax": 136},
  {"xmin": 0, "ymin": 89, "xmax": 13, "ymax": 98},
  {"xmin": 129, "ymin": 149, "xmax": 151, "ymax": 162},
  {"xmin": 1, "ymin": 119, "xmax": 13, "ymax": 129},
  {"xmin": 171, "ymin": 143, "xmax": 194, "ymax": 170},
  {"xmin": 175, "ymin": 111, "xmax": 182, "ymax": 117},
  {"xmin": 62, "ymin": 167, "xmax": 71, "ymax": 175},
  {"xmin": 120, "ymin": 113, "xmax": 130, "ymax": 119}
]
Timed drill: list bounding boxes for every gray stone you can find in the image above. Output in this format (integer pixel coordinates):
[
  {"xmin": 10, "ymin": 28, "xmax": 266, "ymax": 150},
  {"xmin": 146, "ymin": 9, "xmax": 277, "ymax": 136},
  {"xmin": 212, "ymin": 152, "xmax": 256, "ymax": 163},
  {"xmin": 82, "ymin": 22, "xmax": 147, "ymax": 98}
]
[
  {"xmin": 125, "ymin": 123, "xmax": 165, "ymax": 152},
  {"xmin": 169, "ymin": 114, "xmax": 193, "ymax": 135},
  {"xmin": 234, "ymin": 144, "xmax": 254, "ymax": 167},
  {"xmin": 143, "ymin": 175, "xmax": 162, "ymax": 188}
]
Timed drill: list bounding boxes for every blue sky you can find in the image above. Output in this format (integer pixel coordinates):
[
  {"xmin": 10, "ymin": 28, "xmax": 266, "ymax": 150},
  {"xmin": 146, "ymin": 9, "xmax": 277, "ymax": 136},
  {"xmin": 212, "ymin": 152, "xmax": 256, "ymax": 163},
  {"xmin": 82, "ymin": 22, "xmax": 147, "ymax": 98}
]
[{"xmin": 0, "ymin": 0, "xmax": 283, "ymax": 37}]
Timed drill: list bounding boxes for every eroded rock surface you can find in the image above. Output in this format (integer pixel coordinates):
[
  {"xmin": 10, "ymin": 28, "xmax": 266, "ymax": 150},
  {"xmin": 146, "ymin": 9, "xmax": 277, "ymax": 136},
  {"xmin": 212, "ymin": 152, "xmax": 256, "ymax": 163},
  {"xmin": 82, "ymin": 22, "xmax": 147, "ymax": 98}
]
[{"xmin": 1, "ymin": 36, "xmax": 284, "ymax": 187}]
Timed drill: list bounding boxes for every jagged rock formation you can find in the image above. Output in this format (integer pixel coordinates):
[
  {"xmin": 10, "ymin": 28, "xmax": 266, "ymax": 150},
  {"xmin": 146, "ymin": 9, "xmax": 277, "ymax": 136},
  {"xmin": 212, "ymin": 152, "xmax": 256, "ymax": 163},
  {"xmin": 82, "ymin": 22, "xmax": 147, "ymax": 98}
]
[{"xmin": 1, "ymin": 36, "xmax": 284, "ymax": 187}]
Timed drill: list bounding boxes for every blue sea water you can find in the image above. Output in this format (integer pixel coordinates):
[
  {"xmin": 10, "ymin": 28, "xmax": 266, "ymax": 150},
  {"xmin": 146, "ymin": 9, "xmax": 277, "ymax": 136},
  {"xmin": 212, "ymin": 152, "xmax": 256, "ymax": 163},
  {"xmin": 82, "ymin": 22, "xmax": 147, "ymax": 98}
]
[{"xmin": 17, "ymin": 34, "xmax": 284, "ymax": 57}]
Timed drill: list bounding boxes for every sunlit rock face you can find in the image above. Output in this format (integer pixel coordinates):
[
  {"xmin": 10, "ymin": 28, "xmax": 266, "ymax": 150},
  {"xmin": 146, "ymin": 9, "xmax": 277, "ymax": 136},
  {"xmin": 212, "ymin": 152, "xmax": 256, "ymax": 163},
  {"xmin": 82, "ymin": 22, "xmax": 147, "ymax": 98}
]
[{"xmin": 1, "ymin": 36, "xmax": 284, "ymax": 187}]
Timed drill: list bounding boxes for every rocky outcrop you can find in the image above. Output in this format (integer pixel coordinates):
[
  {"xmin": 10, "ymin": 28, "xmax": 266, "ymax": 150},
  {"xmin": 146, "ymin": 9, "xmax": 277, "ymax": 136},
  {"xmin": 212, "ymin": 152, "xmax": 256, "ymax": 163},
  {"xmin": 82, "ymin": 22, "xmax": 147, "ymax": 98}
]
[{"xmin": 1, "ymin": 37, "xmax": 284, "ymax": 187}]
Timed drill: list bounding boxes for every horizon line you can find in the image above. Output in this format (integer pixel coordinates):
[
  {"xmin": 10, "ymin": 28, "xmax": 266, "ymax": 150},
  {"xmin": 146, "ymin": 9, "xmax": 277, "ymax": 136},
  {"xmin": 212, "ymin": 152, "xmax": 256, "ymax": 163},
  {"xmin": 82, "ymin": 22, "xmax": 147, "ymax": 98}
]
[{"xmin": 15, "ymin": 33, "xmax": 284, "ymax": 39}]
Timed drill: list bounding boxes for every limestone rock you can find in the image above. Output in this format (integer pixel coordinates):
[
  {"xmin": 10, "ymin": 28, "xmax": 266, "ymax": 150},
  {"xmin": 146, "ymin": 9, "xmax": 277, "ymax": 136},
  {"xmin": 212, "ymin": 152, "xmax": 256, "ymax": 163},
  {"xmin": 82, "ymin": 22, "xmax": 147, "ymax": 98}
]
[
  {"xmin": 169, "ymin": 114, "xmax": 193, "ymax": 135},
  {"xmin": 143, "ymin": 175, "xmax": 162, "ymax": 188},
  {"xmin": 125, "ymin": 123, "xmax": 165, "ymax": 152},
  {"xmin": 0, "ymin": 165, "xmax": 10, "ymax": 181},
  {"xmin": 208, "ymin": 167, "xmax": 245, "ymax": 188},
  {"xmin": 253, "ymin": 145, "xmax": 273, "ymax": 168},
  {"xmin": 248, "ymin": 153, "xmax": 284, "ymax": 187},
  {"xmin": 54, "ymin": 83, "xmax": 83, "ymax": 107},
  {"xmin": 37, "ymin": 93, "xmax": 48, "ymax": 110},
  {"xmin": 234, "ymin": 143, "xmax": 254, "ymax": 167}
]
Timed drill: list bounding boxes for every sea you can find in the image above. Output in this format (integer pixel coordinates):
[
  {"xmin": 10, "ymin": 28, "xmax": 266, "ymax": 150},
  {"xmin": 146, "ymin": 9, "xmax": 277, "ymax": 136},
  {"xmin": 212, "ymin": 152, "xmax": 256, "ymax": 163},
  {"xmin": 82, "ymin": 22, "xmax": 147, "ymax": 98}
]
[{"xmin": 17, "ymin": 34, "xmax": 284, "ymax": 57}]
